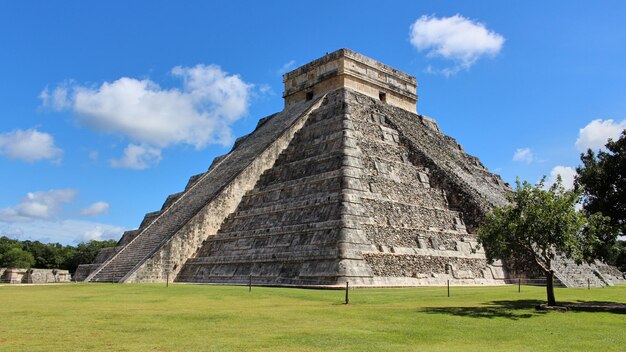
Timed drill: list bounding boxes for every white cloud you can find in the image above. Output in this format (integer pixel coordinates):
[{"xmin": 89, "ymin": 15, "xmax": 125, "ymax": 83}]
[
  {"xmin": 39, "ymin": 84, "xmax": 71, "ymax": 110},
  {"xmin": 277, "ymin": 60, "xmax": 296, "ymax": 74},
  {"xmin": 78, "ymin": 224, "xmax": 122, "ymax": 242},
  {"xmin": 110, "ymin": 144, "xmax": 162, "ymax": 170},
  {"xmin": 0, "ymin": 189, "xmax": 78, "ymax": 222},
  {"xmin": 41, "ymin": 64, "xmax": 255, "ymax": 169},
  {"xmin": 0, "ymin": 219, "xmax": 124, "ymax": 244},
  {"xmin": 79, "ymin": 201, "xmax": 110, "ymax": 216},
  {"xmin": 545, "ymin": 166, "xmax": 577, "ymax": 190},
  {"xmin": 575, "ymin": 118, "xmax": 626, "ymax": 151},
  {"xmin": 0, "ymin": 190, "xmax": 122, "ymax": 244},
  {"xmin": 0, "ymin": 128, "xmax": 63, "ymax": 163},
  {"xmin": 512, "ymin": 147, "xmax": 533, "ymax": 164},
  {"xmin": 258, "ymin": 84, "xmax": 273, "ymax": 95},
  {"xmin": 88, "ymin": 150, "xmax": 99, "ymax": 161},
  {"xmin": 0, "ymin": 226, "xmax": 24, "ymax": 239},
  {"xmin": 171, "ymin": 64, "xmax": 252, "ymax": 124},
  {"xmin": 410, "ymin": 14, "xmax": 504, "ymax": 75}
]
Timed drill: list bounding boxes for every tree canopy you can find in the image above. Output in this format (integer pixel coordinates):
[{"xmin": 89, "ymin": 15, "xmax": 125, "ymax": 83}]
[
  {"xmin": 575, "ymin": 129, "xmax": 625, "ymax": 263},
  {"xmin": 0, "ymin": 236, "xmax": 117, "ymax": 273},
  {"xmin": 0, "ymin": 247, "xmax": 35, "ymax": 268},
  {"xmin": 478, "ymin": 177, "xmax": 603, "ymax": 306}
]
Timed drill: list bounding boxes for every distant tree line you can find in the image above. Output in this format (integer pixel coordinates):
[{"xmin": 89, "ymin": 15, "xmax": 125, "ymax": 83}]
[{"xmin": 0, "ymin": 237, "xmax": 117, "ymax": 273}]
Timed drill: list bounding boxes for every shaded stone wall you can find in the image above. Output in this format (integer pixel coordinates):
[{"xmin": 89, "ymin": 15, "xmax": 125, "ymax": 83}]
[
  {"xmin": 177, "ymin": 92, "xmax": 349, "ymax": 285},
  {"xmin": 176, "ymin": 88, "xmax": 509, "ymax": 287},
  {"xmin": 363, "ymin": 254, "xmax": 488, "ymax": 279},
  {"xmin": 342, "ymin": 89, "xmax": 506, "ymax": 285}
]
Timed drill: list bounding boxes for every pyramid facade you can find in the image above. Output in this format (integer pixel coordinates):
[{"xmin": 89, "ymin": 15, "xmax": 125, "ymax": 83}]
[
  {"xmin": 176, "ymin": 87, "xmax": 509, "ymax": 286},
  {"xmin": 76, "ymin": 49, "xmax": 619, "ymax": 287}
]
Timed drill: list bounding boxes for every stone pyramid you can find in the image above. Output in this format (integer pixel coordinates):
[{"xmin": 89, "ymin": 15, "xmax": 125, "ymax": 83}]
[{"xmin": 77, "ymin": 49, "xmax": 567, "ymax": 286}]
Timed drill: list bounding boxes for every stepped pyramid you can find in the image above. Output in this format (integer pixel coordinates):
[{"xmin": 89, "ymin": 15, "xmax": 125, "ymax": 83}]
[{"xmin": 75, "ymin": 49, "xmax": 619, "ymax": 287}]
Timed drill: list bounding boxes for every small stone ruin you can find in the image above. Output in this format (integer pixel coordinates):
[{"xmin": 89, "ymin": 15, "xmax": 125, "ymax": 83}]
[{"xmin": 0, "ymin": 268, "xmax": 71, "ymax": 284}]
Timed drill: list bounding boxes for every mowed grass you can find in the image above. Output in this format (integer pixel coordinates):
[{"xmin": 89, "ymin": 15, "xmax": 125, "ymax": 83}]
[{"xmin": 0, "ymin": 283, "xmax": 624, "ymax": 351}]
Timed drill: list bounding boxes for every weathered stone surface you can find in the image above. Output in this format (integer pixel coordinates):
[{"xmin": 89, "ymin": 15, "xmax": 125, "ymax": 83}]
[
  {"xmin": 177, "ymin": 92, "xmax": 349, "ymax": 286},
  {"xmin": 283, "ymin": 49, "xmax": 417, "ymax": 113},
  {"xmin": 85, "ymin": 94, "xmax": 327, "ymax": 283},
  {"xmin": 1, "ymin": 268, "xmax": 70, "ymax": 284},
  {"xmin": 80, "ymin": 49, "xmax": 622, "ymax": 287}
]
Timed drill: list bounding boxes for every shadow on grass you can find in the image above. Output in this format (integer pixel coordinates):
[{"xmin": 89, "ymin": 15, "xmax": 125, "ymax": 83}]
[
  {"xmin": 421, "ymin": 300, "xmax": 547, "ymax": 320},
  {"xmin": 422, "ymin": 299, "xmax": 626, "ymax": 319},
  {"xmin": 561, "ymin": 301, "xmax": 626, "ymax": 314}
]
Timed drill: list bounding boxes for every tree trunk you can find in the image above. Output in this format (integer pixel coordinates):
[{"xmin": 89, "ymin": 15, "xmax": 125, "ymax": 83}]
[{"xmin": 546, "ymin": 270, "xmax": 557, "ymax": 306}]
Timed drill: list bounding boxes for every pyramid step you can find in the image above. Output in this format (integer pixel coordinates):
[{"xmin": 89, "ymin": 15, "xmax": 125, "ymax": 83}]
[
  {"xmin": 257, "ymin": 151, "xmax": 344, "ymax": 186},
  {"xmin": 210, "ymin": 220, "xmax": 343, "ymax": 240},
  {"xmin": 184, "ymin": 173, "xmax": 205, "ymax": 191},
  {"xmin": 161, "ymin": 192, "xmax": 184, "ymax": 210},
  {"xmin": 139, "ymin": 211, "xmax": 162, "ymax": 229},
  {"xmin": 245, "ymin": 169, "xmax": 343, "ymax": 197},
  {"xmin": 274, "ymin": 131, "xmax": 344, "ymax": 164},
  {"xmin": 118, "ymin": 229, "xmax": 140, "ymax": 246},
  {"xmin": 234, "ymin": 192, "xmax": 341, "ymax": 218}
]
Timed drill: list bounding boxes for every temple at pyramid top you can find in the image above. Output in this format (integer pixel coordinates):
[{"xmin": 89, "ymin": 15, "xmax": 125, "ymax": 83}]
[{"xmin": 282, "ymin": 48, "xmax": 418, "ymax": 113}]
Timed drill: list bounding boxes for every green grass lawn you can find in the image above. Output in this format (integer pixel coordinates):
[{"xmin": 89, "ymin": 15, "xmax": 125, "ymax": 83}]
[{"xmin": 0, "ymin": 283, "xmax": 624, "ymax": 351}]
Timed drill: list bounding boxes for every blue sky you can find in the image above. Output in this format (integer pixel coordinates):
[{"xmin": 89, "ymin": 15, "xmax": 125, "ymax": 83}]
[{"xmin": 1, "ymin": 1, "xmax": 625, "ymax": 244}]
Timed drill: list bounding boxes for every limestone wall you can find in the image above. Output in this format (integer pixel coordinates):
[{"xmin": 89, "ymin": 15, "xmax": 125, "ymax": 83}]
[
  {"xmin": 175, "ymin": 88, "xmax": 509, "ymax": 287},
  {"xmin": 3, "ymin": 269, "xmax": 26, "ymax": 283},
  {"xmin": 1, "ymin": 268, "xmax": 70, "ymax": 284},
  {"xmin": 176, "ymin": 88, "xmax": 509, "ymax": 287},
  {"xmin": 25, "ymin": 269, "xmax": 71, "ymax": 283},
  {"xmin": 283, "ymin": 49, "xmax": 417, "ymax": 113},
  {"xmin": 363, "ymin": 254, "xmax": 488, "ymax": 279},
  {"xmin": 343, "ymin": 75, "xmax": 415, "ymax": 113},
  {"xmin": 177, "ymin": 91, "xmax": 349, "ymax": 285},
  {"xmin": 124, "ymin": 96, "xmax": 329, "ymax": 283},
  {"xmin": 339, "ymin": 88, "xmax": 507, "ymax": 286}
]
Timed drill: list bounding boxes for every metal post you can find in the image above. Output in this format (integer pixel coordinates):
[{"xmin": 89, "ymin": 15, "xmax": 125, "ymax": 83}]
[
  {"xmin": 587, "ymin": 278, "xmax": 590, "ymax": 290},
  {"xmin": 518, "ymin": 278, "xmax": 521, "ymax": 293},
  {"xmin": 345, "ymin": 282, "xmax": 349, "ymax": 304},
  {"xmin": 447, "ymin": 279, "xmax": 450, "ymax": 297},
  {"xmin": 249, "ymin": 275, "xmax": 252, "ymax": 293}
]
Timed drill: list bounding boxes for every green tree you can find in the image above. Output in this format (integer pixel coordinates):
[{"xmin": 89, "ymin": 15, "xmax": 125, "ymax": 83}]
[
  {"xmin": 575, "ymin": 129, "xmax": 625, "ymax": 262},
  {"xmin": 0, "ymin": 236, "xmax": 20, "ymax": 255},
  {"xmin": 1, "ymin": 236, "xmax": 116, "ymax": 273},
  {"xmin": 0, "ymin": 247, "xmax": 35, "ymax": 268},
  {"xmin": 65, "ymin": 240, "xmax": 117, "ymax": 273},
  {"xmin": 18, "ymin": 240, "xmax": 77, "ymax": 270},
  {"xmin": 614, "ymin": 240, "xmax": 626, "ymax": 272},
  {"xmin": 478, "ymin": 177, "xmax": 601, "ymax": 306}
]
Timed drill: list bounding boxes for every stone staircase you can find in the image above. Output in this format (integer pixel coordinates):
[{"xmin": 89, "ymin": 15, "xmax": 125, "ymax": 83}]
[
  {"xmin": 594, "ymin": 261, "xmax": 626, "ymax": 285},
  {"xmin": 177, "ymin": 92, "xmax": 347, "ymax": 286},
  {"xmin": 552, "ymin": 256, "xmax": 612, "ymax": 288},
  {"xmin": 84, "ymin": 96, "xmax": 326, "ymax": 283},
  {"xmin": 86, "ymin": 170, "xmax": 210, "ymax": 282}
]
